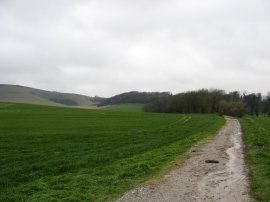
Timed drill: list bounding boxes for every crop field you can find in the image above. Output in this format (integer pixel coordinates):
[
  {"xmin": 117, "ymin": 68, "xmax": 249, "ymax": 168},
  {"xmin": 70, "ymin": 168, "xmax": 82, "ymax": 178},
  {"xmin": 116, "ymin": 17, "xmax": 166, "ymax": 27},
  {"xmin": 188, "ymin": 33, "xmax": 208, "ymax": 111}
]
[
  {"xmin": 101, "ymin": 103, "xmax": 144, "ymax": 112},
  {"xmin": 240, "ymin": 116, "xmax": 270, "ymax": 201},
  {"xmin": 0, "ymin": 102, "xmax": 224, "ymax": 201}
]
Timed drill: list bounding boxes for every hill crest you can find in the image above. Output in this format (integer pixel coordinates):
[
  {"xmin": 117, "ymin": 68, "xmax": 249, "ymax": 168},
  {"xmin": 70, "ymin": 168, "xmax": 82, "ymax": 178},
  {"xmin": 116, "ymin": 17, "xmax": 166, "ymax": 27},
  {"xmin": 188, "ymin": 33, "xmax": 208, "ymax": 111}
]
[{"xmin": 0, "ymin": 84, "xmax": 103, "ymax": 106}]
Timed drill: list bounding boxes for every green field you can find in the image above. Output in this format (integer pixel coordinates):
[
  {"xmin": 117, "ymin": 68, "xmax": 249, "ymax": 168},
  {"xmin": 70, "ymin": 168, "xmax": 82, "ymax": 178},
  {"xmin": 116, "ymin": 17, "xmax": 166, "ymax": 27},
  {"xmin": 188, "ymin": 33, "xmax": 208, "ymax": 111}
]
[
  {"xmin": 0, "ymin": 103, "xmax": 224, "ymax": 201},
  {"xmin": 240, "ymin": 116, "xmax": 270, "ymax": 201},
  {"xmin": 101, "ymin": 103, "xmax": 144, "ymax": 112}
]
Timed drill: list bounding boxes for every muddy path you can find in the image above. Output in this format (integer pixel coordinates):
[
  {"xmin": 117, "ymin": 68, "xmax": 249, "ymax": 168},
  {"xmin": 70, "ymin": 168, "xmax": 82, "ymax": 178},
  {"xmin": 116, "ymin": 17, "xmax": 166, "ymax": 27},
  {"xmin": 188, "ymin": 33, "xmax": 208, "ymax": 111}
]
[{"xmin": 116, "ymin": 117, "xmax": 250, "ymax": 202}]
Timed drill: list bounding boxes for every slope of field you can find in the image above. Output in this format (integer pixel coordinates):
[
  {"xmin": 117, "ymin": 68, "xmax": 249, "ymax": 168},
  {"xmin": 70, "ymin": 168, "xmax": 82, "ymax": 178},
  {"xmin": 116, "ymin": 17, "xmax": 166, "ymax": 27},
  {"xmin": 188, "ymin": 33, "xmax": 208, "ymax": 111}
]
[
  {"xmin": 101, "ymin": 103, "xmax": 144, "ymax": 112},
  {"xmin": 240, "ymin": 116, "xmax": 270, "ymax": 201},
  {"xmin": 0, "ymin": 103, "xmax": 224, "ymax": 201},
  {"xmin": 0, "ymin": 84, "xmax": 101, "ymax": 106}
]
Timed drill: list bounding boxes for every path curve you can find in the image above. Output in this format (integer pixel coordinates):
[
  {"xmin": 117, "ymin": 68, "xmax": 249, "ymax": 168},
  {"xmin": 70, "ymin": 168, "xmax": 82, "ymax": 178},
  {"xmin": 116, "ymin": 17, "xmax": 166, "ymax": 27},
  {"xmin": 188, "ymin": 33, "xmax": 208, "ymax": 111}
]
[{"xmin": 116, "ymin": 117, "xmax": 250, "ymax": 202}]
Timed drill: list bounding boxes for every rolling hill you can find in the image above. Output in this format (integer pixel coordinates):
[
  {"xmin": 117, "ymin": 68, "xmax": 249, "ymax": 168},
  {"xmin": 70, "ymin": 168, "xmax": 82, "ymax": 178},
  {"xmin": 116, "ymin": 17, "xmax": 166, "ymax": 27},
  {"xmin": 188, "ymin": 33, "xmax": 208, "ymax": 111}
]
[
  {"xmin": 98, "ymin": 91, "xmax": 171, "ymax": 106},
  {"xmin": 0, "ymin": 84, "xmax": 103, "ymax": 107}
]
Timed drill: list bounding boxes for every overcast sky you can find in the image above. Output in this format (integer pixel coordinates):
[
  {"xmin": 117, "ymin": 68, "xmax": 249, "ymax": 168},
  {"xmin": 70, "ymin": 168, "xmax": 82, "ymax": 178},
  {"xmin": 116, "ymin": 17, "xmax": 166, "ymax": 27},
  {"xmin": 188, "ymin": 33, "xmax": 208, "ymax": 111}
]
[{"xmin": 0, "ymin": 0, "xmax": 269, "ymax": 97}]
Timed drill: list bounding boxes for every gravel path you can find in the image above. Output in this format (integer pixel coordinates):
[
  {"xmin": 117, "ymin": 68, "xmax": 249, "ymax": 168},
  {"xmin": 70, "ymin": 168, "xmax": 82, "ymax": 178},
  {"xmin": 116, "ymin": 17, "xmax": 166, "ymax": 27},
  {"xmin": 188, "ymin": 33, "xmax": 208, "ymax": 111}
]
[{"xmin": 116, "ymin": 117, "xmax": 250, "ymax": 202}]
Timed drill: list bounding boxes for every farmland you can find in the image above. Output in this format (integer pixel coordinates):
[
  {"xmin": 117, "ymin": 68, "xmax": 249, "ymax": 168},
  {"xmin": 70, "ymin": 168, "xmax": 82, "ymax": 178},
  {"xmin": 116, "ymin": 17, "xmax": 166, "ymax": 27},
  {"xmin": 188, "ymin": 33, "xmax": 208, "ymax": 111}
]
[
  {"xmin": 101, "ymin": 103, "xmax": 144, "ymax": 112},
  {"xmin": 0, "ymin": 102, "xmax": 224, "ymax": 201},
  {"xmin": 240, "ymin": 116, "xmax": 270, "ymax": 201}
]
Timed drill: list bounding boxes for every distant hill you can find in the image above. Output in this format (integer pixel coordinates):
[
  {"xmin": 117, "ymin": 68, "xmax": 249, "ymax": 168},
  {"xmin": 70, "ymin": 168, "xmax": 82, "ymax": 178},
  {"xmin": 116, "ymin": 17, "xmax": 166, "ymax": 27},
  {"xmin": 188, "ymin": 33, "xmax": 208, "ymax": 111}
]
[
  {"xmin": 98, "ymin": 91, "xmax": 171, "ymax": 106},
  {"xmin": 0, "ymin": 84, "xmax": 104, "ymax": 106}
]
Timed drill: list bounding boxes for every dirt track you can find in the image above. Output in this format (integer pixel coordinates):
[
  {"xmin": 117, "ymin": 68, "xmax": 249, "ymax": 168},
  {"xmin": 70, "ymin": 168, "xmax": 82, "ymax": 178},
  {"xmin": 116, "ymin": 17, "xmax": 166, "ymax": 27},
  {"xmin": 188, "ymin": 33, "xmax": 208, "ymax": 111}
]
[{"xmin": 117, "ymin": 117, "xmax": 250, "ymax": 202}]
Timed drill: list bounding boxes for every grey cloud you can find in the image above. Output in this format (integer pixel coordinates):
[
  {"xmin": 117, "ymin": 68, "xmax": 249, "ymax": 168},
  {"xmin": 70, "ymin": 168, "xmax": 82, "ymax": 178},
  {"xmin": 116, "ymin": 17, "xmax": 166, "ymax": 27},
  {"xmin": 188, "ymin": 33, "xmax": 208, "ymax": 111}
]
[{"xmin": 0, "ymin": 0, "xmax": 270, "ymax": 97}]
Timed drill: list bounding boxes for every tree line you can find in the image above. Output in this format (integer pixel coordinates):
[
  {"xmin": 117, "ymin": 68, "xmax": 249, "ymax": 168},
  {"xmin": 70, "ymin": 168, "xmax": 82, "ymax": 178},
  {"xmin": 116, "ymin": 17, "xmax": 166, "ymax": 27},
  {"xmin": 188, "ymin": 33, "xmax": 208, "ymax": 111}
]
[{"xmin": 143, "ymin": 89, "xmax": 270, "ymax": 117}]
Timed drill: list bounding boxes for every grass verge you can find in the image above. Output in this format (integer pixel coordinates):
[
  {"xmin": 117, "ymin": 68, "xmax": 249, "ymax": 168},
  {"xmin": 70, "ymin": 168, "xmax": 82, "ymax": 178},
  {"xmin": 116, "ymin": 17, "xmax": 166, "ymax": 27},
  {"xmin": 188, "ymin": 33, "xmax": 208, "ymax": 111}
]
[{"xmin": 240, "ymin": 116, "xmax": 270, "ymax": 202}]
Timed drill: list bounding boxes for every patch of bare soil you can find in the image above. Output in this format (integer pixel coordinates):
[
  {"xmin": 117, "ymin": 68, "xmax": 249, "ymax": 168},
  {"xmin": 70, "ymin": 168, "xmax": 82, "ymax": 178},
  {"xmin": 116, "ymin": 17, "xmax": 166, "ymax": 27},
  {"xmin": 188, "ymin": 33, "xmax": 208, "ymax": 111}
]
[{"xmin": 116, "ymin": 117, "xmax": 250, "ymax": 202}]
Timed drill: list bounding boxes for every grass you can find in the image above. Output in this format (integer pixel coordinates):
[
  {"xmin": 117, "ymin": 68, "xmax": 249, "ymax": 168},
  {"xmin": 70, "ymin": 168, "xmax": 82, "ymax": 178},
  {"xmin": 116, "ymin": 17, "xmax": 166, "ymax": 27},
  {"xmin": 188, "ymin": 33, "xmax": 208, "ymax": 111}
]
[
  {"xmin": 0, "ymin": 102, "xmax": 224, "ymax": 201},
  {"xmin": 100, "ymin": 103, "xmax": 144, "ymax": 112},
  {"xmin": 240, "ymin": 116, "xmax": 270, "ymax": 201}
]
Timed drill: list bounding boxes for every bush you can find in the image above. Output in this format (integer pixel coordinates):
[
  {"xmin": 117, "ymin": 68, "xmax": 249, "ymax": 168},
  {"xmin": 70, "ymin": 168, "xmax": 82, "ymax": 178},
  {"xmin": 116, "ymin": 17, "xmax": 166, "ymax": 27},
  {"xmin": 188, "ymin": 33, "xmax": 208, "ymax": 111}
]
[{"xmin": 218, "ymin": 101, "xmax": 245, "ymax": 117}]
